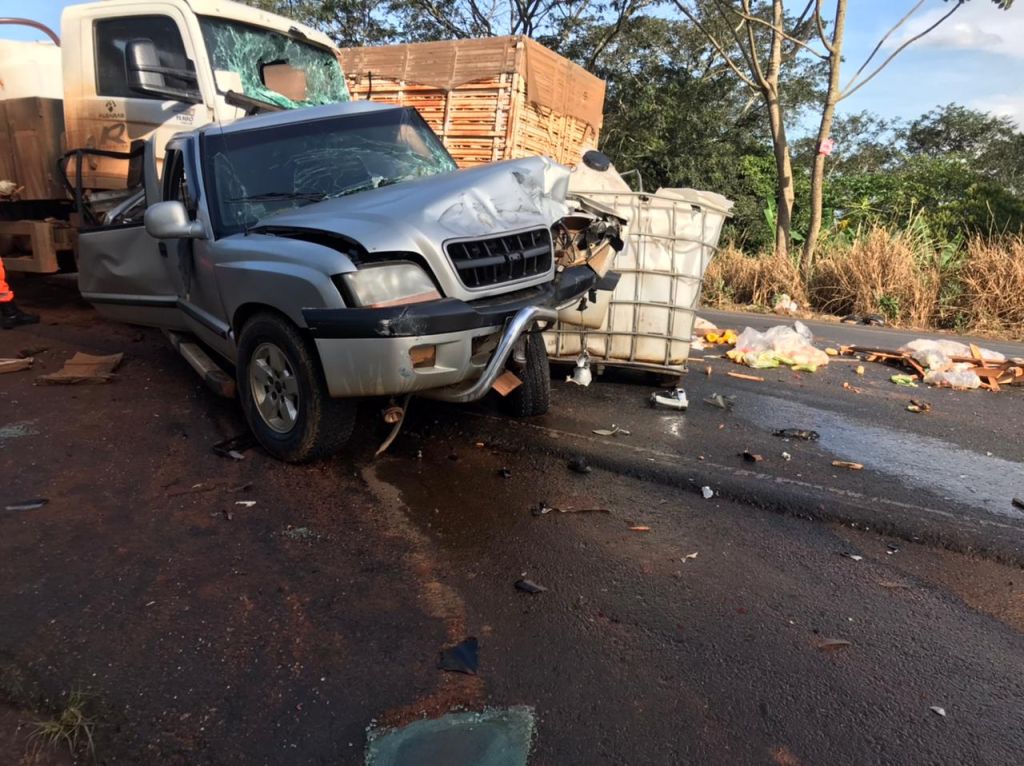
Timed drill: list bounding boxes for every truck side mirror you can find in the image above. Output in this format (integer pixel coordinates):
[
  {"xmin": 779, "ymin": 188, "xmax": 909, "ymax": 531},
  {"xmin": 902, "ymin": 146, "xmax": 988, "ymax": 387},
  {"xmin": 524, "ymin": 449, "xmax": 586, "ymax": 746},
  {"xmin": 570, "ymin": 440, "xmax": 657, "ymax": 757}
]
[
  {"xmin": 125, "ymin": 39, "xmax": 202, "ymax": 104},
  {"xmin": 145, "ymin": 201, "xmax": 206, "ymax": 240}
]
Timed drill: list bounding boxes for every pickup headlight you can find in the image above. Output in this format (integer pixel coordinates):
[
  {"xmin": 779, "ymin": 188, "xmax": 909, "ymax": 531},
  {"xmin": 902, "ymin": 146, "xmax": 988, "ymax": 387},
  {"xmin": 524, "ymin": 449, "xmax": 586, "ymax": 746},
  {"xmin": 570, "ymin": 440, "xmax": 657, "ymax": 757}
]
[{"xmin": 337, "ymin": 263, "xmax": 441, "ymax": 308}]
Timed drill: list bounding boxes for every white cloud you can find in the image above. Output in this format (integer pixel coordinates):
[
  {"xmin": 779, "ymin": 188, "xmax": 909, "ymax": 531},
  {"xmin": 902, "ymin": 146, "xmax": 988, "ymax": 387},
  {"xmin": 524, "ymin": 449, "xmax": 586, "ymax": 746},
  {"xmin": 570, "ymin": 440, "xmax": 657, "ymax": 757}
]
[
  {"xmin": 894, "ymin": 2, "xmax": 1024, "ymax": 59},
  {"xmin": 970, "ymin": 94, "xmax": 1024, "ymax": 127}
]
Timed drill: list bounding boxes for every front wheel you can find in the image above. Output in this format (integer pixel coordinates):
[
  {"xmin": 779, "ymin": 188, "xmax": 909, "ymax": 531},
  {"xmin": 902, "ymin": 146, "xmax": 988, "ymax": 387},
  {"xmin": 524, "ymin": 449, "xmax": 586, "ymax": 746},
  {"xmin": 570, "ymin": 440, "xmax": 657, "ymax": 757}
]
[
  {"xmin": 499, "ymin": 331, "xmax": 551, "ymax": 417},
  {"xmin": 237, "ymin": 313, "xmax": 356, "ymax": 463}
]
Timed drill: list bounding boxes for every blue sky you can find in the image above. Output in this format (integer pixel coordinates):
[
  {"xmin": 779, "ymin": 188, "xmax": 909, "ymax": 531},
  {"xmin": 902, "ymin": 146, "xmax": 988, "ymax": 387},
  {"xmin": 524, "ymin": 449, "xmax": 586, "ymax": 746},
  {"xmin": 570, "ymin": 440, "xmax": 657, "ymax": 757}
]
[{"xmin": 7, "ymin": 0, "xmax": 1023, "ymax": 127}]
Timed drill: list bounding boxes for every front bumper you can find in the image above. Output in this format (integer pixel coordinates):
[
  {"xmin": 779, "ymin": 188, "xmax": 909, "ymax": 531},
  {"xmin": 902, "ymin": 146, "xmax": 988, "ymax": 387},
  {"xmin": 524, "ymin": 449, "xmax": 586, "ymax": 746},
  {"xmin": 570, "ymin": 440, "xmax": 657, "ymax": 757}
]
[{"xmin": 305, "ymin": 265, "xmax": 597, "ymax": 399}]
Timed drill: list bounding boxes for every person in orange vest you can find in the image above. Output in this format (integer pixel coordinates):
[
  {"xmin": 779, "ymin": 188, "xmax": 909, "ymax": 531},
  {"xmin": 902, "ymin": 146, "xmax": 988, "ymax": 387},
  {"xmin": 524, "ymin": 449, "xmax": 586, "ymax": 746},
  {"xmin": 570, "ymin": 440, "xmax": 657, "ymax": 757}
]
[{"xmin": 1, "ymin": 257, "xmax": 39, "ymax": 330}]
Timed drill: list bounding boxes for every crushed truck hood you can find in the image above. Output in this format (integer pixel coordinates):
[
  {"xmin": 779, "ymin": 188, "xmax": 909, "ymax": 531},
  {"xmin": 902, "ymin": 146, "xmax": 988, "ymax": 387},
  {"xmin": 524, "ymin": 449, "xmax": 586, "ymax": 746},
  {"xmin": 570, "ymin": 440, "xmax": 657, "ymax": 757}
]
[{"xmin": 256, "ymin": 156, "xmax": 572, "ymax": 302}]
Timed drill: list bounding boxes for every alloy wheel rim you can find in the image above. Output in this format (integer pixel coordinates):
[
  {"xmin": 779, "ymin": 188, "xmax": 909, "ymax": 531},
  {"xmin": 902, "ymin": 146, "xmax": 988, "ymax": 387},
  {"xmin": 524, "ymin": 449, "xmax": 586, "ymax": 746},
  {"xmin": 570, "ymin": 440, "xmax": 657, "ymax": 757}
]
[{"xmin": 249, "ymin": 342, "xmax": 300, "ymax": 433}]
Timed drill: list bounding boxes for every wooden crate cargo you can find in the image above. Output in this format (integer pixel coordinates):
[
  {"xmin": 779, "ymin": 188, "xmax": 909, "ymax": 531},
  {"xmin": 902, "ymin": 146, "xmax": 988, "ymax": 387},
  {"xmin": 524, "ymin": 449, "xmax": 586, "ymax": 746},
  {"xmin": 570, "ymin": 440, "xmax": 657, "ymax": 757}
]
[{"xmin": 338, "ymin": 36, "xmax": 606, "ymax": 167}]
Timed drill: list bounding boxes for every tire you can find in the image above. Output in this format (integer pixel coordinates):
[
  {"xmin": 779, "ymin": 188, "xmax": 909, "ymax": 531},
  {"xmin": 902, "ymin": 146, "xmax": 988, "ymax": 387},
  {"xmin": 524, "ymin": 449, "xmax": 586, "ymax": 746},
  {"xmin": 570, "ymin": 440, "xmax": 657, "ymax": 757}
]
[
  {"xmin": 236, "ymin": 312, "xmax": 356, "ymax": 463},
  {"xmin": 500, "ymin": 331, "xmax": 551, "ymax": 418}
]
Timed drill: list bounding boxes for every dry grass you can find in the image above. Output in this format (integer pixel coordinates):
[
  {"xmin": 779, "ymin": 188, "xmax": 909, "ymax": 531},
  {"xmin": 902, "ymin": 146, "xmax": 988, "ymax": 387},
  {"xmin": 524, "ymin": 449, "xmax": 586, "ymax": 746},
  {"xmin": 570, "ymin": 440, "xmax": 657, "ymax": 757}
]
[
  {"xmin": 956, "ymin": 234, "xmax": 1024, "ymax": 333},
  {"xmin": 703, "ymin": 244, "xmax": 805, "ymax": 308},
  {"xmin": 808, "ymin": 226, "xmax": 939, "ymax": 326},
  {"xmin": 28, "ymin": 691, "xmax": 94, "ymax": 761}
]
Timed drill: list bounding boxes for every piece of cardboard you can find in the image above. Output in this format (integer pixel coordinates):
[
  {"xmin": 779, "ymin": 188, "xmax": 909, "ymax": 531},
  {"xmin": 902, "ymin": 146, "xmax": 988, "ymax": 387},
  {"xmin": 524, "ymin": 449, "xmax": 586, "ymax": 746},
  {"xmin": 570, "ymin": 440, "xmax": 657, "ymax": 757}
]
[{"xmin": 37, "ymin": 352, "xmax": 123, "ymax": 384}]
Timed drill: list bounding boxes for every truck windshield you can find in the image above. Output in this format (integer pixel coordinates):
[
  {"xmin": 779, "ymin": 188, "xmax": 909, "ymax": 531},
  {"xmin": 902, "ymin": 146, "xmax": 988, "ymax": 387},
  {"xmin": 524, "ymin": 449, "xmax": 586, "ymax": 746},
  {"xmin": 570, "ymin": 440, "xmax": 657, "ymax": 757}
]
[
  {"xmin": 202, "ymin": 108, "xmax": 458, "ymax": 237},
  {"xmin": 199, "ymin": 17, "xmax": 349, "ymax": 108}
]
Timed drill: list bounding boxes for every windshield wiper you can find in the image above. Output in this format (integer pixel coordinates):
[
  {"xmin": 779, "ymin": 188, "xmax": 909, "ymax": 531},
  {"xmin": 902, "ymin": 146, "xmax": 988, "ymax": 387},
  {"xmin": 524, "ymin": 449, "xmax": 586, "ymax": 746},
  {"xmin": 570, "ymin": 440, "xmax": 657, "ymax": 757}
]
[
  {"xmin": 229, "ymin": 191, "xmax": 327, "ymax": 203},
  {"xmin": 329, "ymin": 176, "xmax": 406, "ymax": 199}
]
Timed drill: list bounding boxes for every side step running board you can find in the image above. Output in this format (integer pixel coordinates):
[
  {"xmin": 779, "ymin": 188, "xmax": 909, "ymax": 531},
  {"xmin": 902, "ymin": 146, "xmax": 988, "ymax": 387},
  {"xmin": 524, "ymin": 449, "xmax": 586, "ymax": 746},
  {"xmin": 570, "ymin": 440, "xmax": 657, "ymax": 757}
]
[{"xmin": 165, "ymin": 331, "xmax": 236, "ymax": 399}]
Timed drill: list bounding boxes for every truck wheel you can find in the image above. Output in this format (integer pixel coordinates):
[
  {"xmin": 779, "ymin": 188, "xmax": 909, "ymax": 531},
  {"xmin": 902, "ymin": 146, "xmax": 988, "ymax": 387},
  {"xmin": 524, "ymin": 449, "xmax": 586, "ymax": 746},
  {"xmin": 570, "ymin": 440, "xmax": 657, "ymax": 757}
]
[
  {"xmin": 237, "ymin": 313, "xmax": 356, "ymax": 463},
  {"xmin": 500, "ymin": 332, "xmax": 551, "ymax": 418}
]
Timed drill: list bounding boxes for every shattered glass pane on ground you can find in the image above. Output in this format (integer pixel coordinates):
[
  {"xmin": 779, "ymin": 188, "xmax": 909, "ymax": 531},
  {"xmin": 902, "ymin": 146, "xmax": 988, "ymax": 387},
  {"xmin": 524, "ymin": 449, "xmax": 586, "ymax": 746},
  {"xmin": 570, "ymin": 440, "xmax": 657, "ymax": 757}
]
[
  {"xmin": 366, "ymin": 707, "xmax": 535, "ymax": 766},
  {"xmin": 199, "ymin": 17, "xmax": 350, "ymax": 108}
]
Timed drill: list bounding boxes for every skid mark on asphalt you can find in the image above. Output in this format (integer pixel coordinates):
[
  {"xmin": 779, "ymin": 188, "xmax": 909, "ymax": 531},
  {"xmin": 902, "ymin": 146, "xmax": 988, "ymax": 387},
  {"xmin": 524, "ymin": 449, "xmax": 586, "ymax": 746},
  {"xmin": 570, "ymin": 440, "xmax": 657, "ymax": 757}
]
[{"xmin": 361, "ymin": 462, "xmax": 484, "ymax": 726}]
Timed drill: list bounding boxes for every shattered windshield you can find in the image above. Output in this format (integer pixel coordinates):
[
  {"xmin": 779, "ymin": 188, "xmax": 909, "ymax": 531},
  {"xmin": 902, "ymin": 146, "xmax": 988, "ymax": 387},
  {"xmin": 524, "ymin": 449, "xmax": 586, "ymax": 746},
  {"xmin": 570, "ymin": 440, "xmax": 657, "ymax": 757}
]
[
  {"xmin": 199, "ymin": 16, "xmax": 349, "ymax": 108},
  {"xmin": 202, "ymin": 107, "xmax": 458, "ymax": 237}
]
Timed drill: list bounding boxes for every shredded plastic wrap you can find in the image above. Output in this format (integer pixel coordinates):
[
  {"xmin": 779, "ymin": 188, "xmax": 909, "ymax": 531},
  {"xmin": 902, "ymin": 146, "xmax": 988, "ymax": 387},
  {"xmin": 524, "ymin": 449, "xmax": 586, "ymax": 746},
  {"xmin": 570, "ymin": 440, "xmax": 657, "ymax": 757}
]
[
  {"xmin": 899, "ymin": 339, "xmax": 1005, "ymax": 370},
  {"xmin": 923, "ymin": 366, "xmax": 982, "ymax": 390},
  {"xmin": 727, "ymin": 321, "xmax": 830, "ymax": 372}
]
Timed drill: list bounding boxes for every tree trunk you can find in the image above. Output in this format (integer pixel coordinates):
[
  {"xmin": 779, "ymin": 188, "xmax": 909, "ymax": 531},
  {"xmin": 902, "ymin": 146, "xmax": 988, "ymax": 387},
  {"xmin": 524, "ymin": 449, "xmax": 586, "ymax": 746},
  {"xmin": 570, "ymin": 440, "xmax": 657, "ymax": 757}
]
[
  {"xmin": 768, "ymin": 98, "xmax": 794, "ymax": 261},
  {"xmin": 803, "ymin": 0, "xmax": 848, "ymax": 276}
]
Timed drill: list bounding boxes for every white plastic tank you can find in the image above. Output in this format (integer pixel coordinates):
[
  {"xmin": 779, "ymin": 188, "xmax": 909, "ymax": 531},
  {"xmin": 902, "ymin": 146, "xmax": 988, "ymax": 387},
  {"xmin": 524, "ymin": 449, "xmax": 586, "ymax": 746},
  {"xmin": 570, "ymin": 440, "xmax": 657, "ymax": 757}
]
[
  {"xmin": 0, "ymin": 40, "xmax": 62, "ymax": 100},
  {"xmin": 547, "ymin": 154, "xmax": 732, "ymax": 372}
]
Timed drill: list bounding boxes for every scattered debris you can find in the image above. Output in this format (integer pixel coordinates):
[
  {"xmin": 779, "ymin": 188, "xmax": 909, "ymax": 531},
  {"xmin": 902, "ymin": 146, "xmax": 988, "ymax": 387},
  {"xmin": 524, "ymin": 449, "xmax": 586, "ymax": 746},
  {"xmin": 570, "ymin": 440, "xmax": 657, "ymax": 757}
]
[
  {"xmin": 376, "ymin": 394, "xmax": 412, "ymax": 456},
  {"xmin": 704, "ymin": 329, "xmax": 738, "ymax": 345},
  {"xmin": 567, "ymin": 456, "xmax": 592, "ymax": 474},
  {"xmin": 930, "ymin": 706, "xmax": 947, "ymax": 718},
  {"xmin": 498, "ymin": 467, "xmax": 513, "ymax": 479},
  {"xmin": 437, "ymin": 637, "xmax": 479, "ymax": 675},
  {"xmin": 629, "ymin": 525, "xmax": 651, "ymax": 532},
  {"xmin": 855, "ymin": 365, "xmax": 865, "ymax": 376},
  {"xmin": 532, "ymin": 501, "xmax": 554, "ymax": 516},
  {"xmin": 727, "ymin": 322, "xmax": 829, "ymax": 371},
  {"xmin": 682, "ymin": 552, "xmax": 699, "ymax": 562},
  {"xmin": 593, "ymin": 424, "xmax": 631, "ymax": 437},
  {"xmin": 726, "ymin": 371, "xmax": 765, "ymax": 382},
  {"xmin": 781, "ymin": 451, "xmax": 792, "ymax": 461},
  {"xmin": 886, "ymin": 543, "xmax": 900, "ymax": 555},
  {"xmin": 907, "ymin": 400, "xmax": 932, "ymax": 414},
  {"xmin": 1012, "ymin": 497, "xmax": 1024, "ymax": 511},
  {"xmin": 740, "ymin": 451, "xmax": 764, "ymax": 463},
  {"xmin": 0, "ymin": 357, "xmax": 33, "ymax": 374},
  {"xmin": 649, "ymin": 387, "xmax": 689, "ymax": 410},
  {"xmin": 566, "ymin": 350, "xmax": 592, "ymax": 387},
  {"xmin": 235, "ymin": 500, "xmax": 256, "ymax": 508},
  {"xmin": 4, "ymin": 498, "xmax": 48, "ymax": 511},
  {"xmin": 514, "ymin": 578, "xmax": 547, "ymax": 594},
  {"xmin": 844, "ymin": 340, "xmax": 1022, "ymax": 392},
  {"xmin": 703, "ymin": 393, "xmax": 735, "ymax": 410},
  {"xmin": 891, "ymin": 374, "xmax": 919, "ymax": 387},
  {"xmin": 817, "ymin": 638, "xmax": 852, "ymax": 651},
  {"xmin": 0, "ymin": 421, "xmax": 38, "ymax": 441},
  {"xmin": 825, "ymin": 348, "xmax": 839, "ymax": 357},
  {"xmin": 774, "ymin": 429, "xmax": 820, "ymax": 441},
  {"xmin": 281, "ymin": 526, "xmax": 321, "ymax": 542},
  {"xmin": 841, "ymin": 553, "xmax": 864, "ymax": 562},
  {"xmin": 832, "ymin": 460, "xmax": 864, "ymax": 470},
  {"xmin": 842, "ymin": 381, "xmax": 864, "ymax": 394},
  {"xmin": 212, "ymin": 433, "xmax": 256, "ymax": 460},
  {"xmin": 491, "ymin": 370, "xmax": 522, "ymax": 396},
  {"xmin": 773, "ymin": 293, "xmax": 800, "ymax": 316},
  {"xmin": 701, "ymin": 486, "xmax": 714, "ymax": 500},
  {"xmin": 557, "ymin": 506, "xmax": 610, "ymax": 514},
  {"xmin": 37, "ymin": 352, "xmax": 123, "ymax": 384}
]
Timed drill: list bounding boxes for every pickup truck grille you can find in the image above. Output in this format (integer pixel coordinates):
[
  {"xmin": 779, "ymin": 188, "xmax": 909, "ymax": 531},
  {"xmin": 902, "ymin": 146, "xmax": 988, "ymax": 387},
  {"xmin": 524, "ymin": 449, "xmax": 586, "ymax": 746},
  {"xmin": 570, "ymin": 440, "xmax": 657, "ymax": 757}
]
[{"xmin": 446, "ymin": 228, "xmax": 552, "ymax": 289}]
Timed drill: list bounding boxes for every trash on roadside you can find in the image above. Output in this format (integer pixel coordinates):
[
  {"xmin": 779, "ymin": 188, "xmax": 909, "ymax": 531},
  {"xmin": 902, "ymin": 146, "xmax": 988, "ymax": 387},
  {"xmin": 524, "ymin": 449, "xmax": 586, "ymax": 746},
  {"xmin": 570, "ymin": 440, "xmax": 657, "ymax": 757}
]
[
  {"xmin": 842, "ymin": 381, "xmax": 864, "ymax": 394},
  {"xmin": 726, "ymin": 321, "xmax": 830, "ymax": 372},
  {"xmin": 855, "ymin": 365, "xmax": 865, "ymax": 376},
  {"xmin": 514, "ymin": 578, "xmax": 547, "ymax": 594},
  {"xmin": 37, "ymin": 352, "xmax": 124, "ymax": 385},
  {"xmin": 774, "ymin": 429, "xmax": 820, "ymax": 441},
  {"xmin": 0, "ymin": 358, "xmax": 33, "ymax": 374},
  {"xmin": 682, "ymin": 552, "xmax": 699, "ymax": 562},
  {"xmin": 649, "ymin": 388, "xmax": 688, "ymax": 410},
  {"xmin": 817, "ymin": 638, "xmax": 852, "ymax": 651},
  {"xmin": 437, "ymin": 636, "xmax": 479, "ymax": 675},
  {"xmin": 593, "ymin": 424, "xmax": 631, "ymax": 436},
  {"xmin": 740, "ymin": 451, "xmax": 764, "ymax": 463},
  {"xmin": 4, "ymin": 498, "xmax": 48, "ymax": 511},
  {"xmin": 890, "ymin": 374, "xmax": 918, "ymax": 387},
  {"xmin": 843, "ymin": 339, "xmax": 1022, "ymax": 392},
  {"xmin": 235, "ymin": 500, "xmax": 256, "ymax": 508},
  {"xmin": 825, "ymin": 348, "xmax": 839, "ymax": 357},
  {"xmin": 832, "ymin": 460, "xmax": 864, "ymax": 470},
  {"xmin": 212, "ymin": 433, "xmax": 256, "ymax": 460},
  {"xmin": 498, "ymin": 467, "xmax": 513, "ymax": 479},
  {"xmin": 565, "ymin": 350, "xmax": 592, "ymax": 387},
  {"xmin": 886, "ymin": 543, "xmax": 900, "ymax": 555},
  {"xmin": 701, "ymin": 486, "xmax": 714, "ymax": 500},
  {"xmin": 629, "ymin": 525, "xmax": 651, "ymax": 532},
  {"xmin": 841, "ymin": 552, "xmax": 863, "ymax": 561},
  {"xmin": 907, "ymin": 400, "xmax": 932, "ymax": 414},
  {"xmin": 703, "ymin": 393, "xmax": 735, "ymax": 410},
  {"xmin": 567, "ymin": 456, "xmax": 592, "ymax": 474},
  {"xmin": 930, "ymin": 706, "xmax": 947, "ymax": 717},
  {"xmin": 704, "ymin": 329, "xmax": 738, "ymax": 345},
  {"xmin": 773, "ymin": 293, "xmax": 800, "ymax": 316},
  {"xmin": 726, "ymin": 371, "xmax": 765, "ymax": 382},
  {"xmin": 782, "ymin": 451, "xmax": 792, "ymax": 461},
  {"xmin": 532, "ymin": 501, "xmax": 554, "ymax": 516}
]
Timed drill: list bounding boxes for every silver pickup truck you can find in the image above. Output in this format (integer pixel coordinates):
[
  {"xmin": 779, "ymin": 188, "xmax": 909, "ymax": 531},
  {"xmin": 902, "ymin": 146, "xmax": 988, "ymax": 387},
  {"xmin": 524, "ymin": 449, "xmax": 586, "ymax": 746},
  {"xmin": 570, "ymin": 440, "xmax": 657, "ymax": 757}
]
[{"xmin": 77, "ymin": 102, "xmax": 624, "ymax": 462}]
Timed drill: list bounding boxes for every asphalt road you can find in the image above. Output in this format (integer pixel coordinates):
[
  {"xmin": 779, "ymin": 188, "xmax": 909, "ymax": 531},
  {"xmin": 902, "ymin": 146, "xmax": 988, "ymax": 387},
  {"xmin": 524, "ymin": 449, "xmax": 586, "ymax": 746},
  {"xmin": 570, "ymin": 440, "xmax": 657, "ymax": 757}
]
[{"xmin": 2, "ymin": 283, "xmax": 1024, "ymax": 764}]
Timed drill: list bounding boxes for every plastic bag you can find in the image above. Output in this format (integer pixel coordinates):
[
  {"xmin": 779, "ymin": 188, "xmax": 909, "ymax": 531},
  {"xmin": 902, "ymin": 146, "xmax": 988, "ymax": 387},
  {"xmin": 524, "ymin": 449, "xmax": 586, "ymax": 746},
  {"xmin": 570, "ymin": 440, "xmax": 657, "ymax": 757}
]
[
  {"xmin": 728, "ymin": 322, "xmax": 829, "ymax": 371},
  {"xmin": 923, "ymin": 364, "xmax": 982, "ymax": 390},
  {"xmin": 899, "ymin": 339, "xmax": 1005, "ymax": 368}
]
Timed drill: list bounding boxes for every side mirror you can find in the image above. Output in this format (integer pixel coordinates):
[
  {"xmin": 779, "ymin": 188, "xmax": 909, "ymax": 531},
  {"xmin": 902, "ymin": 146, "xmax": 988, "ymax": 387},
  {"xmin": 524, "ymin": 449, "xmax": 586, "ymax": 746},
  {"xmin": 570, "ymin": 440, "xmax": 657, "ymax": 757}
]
[
  {"xmin": 125, "ymin": 39, "xmax": 202, "ymax": 104},
  {"xmin": 145, "ymin": 201, "xmax": 205, "ymax": 240}
]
